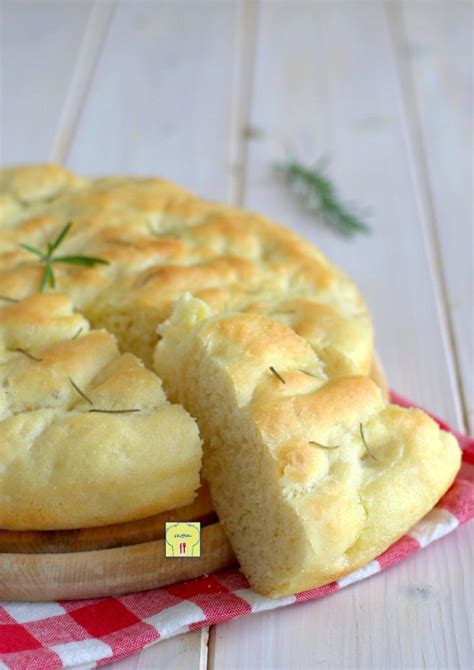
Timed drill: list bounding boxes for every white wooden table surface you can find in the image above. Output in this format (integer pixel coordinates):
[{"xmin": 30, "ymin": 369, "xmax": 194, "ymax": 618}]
[{"xmin": 1, "ymin": 1, "xmax": 472, "ymax": 668}]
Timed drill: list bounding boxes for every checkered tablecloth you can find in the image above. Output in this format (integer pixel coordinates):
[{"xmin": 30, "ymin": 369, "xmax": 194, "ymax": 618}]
[{"xmin": 1, "ymin": 392, "xmax": 473, "ymax": 670}]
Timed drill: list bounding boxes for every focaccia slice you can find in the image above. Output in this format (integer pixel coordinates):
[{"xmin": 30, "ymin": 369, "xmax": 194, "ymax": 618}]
[{"xmin": 154, "ymin": 295, "xmax": 461, "ymax": 597}]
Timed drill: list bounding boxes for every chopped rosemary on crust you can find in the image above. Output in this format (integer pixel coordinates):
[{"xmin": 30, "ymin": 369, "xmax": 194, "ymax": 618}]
[
  {"xmin": 360, "ymin": 423, "xmax": 377, "ymax": 460},
  {"xmin": 308, "ymin": 440, "xmax": 339, "ymax": 450},
  {"xmin": 89, "ymin": 408, "xmax": 140, "ymax": 415},
  {"xmin": 269, "ymin": 366, "xmax": 286, "ymax": 384},
  {"xmin": 298, "ymin": 369, "xmax": 325, "ymax": 380},
  {"xmin": 11, "ymin": 348, "xmax": 43, "ymax": 362},
  {"xmin": 69, "ymin": 377, "xmax": 93, "ymax": 406}
]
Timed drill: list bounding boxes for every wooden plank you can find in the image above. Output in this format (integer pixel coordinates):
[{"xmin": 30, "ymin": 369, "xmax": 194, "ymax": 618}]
[
  {"xmin": 210, "ymin": 2, "xmax": 472, "ymax": 669},
  {"xmin": 0, "ymin": 524, "xmax": 235, "ymax": 601},
  {"xmin": 209, "ymin": 523, "xmax": 473, "ymax": 670},
  {"xmin": 0, "ymin": 0, "xmax": 94, "ymax": 164},
  {"xmin": 396, "ymin": 0, "xmax": 473, "ymax": 433},
  {"xmin": 67, "ymin": 0, "xmax": 238, "ymax": 201},
  {"xmin": 107, "ymin": 629, "xmax": 208, "ymax": 670},
  {"xmin": 64, "ymin": 2, "xmax": 240, "ymax": 667}
]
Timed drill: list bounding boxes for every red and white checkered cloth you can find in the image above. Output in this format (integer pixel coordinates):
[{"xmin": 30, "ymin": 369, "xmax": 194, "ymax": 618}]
[{"xmin": 1, "ymin": 392, "xmax": 473, "ymax": 670}]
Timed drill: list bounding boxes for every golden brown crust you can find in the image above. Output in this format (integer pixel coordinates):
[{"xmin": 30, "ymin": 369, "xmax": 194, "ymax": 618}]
[{"xmin": 0, "ymin": 164, "xmax": 372, "ymax": 372}]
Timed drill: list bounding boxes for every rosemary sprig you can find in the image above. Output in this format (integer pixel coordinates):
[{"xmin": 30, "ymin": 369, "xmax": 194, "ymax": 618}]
[
  {"xmin": 309, "ymin": 440, "xmax": 339, "ymax": 450},
  {"xmin": 269, "ymin": 366, "xmax": 286, "ymax": 384},
  {"xmin": 359, "ymin": 423, "xmax": 377, "ymax": 460},
  {"xmin": 71, "ymin": 327, "xmax": 84, "ymax": 340},
  {"xmin": 19, "ymin": 222, "xmax": 110, "ymax": 292},
  {"xmin": 12, "ymin": 348, "xmax": 43, "ymax": 362},
  {"xmin": 69, "ymin": 377, "xmax": 93, "ymax": 406},
  {"xmin": 276, "ymin": 159, "xmax": 370, "ymax": 237}
]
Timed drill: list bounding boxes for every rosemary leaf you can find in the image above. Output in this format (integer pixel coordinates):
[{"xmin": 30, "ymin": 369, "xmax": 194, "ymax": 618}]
[
  {"xmin": 0, "ymin": 295, "xmax": 19, "ymax": 303},
  {"xmin": 69, "ymin": 377, "xmax": 93, "ymax": 406},
  {"xmin": 269, "ymin": 366, "xmax": 286, "ymax": 384},
  {"xmin": 359, "ymin": 423, "xmax": 377, "ymax": 460},
  {"xmin": 19, "ymin": 221, "xmax": 110, "ymax": 292},
  {"xmin": 52, "ymin": 255, "xmax": 110, "ymax": 266},
  {"xmin": 89, "ymin": 408, "xmax": 140, "ymax": 415},
  {"xmin": 71, "ymin": 327, "xmax": 83, "ymax": 340},
  {"xmin": 49, "ymin": 221, "xmax": 74, "ymax": 253},
  {"xmin": 13, "ymin": 348, "xmax": 43, "ymax": 362},
  {"xmin": 298, "ymin": 369, "xmax": 325, "ymax": 380},
  {"xmin": 40, "ymin": 263, "xmax": 55, "ymax": 291},
  {"xmin": 309, "ymin": 440, "xmax": 339, "ymax": 450},
  {"xmin": 19, "ymin": 243, "xmax": 44, "ymax": 257},
  {"xmin": 276, "ymin": 159, "xmax": 371, "ymax": 237}
]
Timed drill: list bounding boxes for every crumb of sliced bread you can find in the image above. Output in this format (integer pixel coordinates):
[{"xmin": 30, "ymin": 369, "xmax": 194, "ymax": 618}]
[{"xmin": 154, "ymin": 295, "xmax": 461, "ymax": 597}]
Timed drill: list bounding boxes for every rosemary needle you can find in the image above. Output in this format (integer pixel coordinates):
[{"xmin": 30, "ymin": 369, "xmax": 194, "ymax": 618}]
[
  {"xmin": 89, "ymin": 408, "xmax": 140, "ymax": 415},
  {"xmin": 13, "ymin": 348, "xmax": 43, "ymax": 362},
  {"xmin": 309, "ymin": 441, "xmax": 339, "ymax": 450},
  {"xmin": 359, "ymin": 423, "xmax": 377, "ymax": 460},
  {"xmin": 0, "ymin": 295, "xmax": 19, "ymax": 303},
  {"xmin": 298, "ymin": 369, "xmax": 325, "ymax": 380},
  {"xmin": 69, "ymin": 377, "xmax": 93, "ymax": 406},
  {"xmin": 19, "ymin": 221, "xmax": 110, "ymax": 292},
  {"xmin": 276, "ymin": 159, "xmax": 370, "ymax": 237},
  {"xmin": 269, "ymin": 366, "xmax": 286, "ymax": 384}
]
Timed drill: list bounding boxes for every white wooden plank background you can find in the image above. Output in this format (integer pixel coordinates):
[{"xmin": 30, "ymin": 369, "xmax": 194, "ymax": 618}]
[
  {"xmin": 67, "ymin": 0, "xmax": 238, "ymax": 200},
  {"xmin": 396, "ymin": 0, "xmax": 473, "ymax": 434},
  {"xmin": 0, "ymin": 1, "xmax": 472, "ymax": 668},
  {"xmin": 0, "ymin": 0, "xmax": 95, "ymax": 162}
]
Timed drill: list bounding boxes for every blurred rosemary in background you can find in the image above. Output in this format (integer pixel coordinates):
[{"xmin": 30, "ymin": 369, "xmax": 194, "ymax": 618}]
[{"xmin": 276, "ymin": 159, "xmax": 371, "ymax": 238}]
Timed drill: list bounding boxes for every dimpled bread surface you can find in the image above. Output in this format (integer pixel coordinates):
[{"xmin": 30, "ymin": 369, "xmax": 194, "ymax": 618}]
[
  {"xmin": 0, "ymin": 164, "xmax": 372, "ymax": 374},
  {"xmin": 154, "ymin": 296, "xmax": 461, "ymax": 598},
  {"xmin": 0, "ymin": 165, "xmax": 461, "ymax": 580},
  {"xmin": 0, "ymin": 294, "xmax": 202, "ymax": 530}
]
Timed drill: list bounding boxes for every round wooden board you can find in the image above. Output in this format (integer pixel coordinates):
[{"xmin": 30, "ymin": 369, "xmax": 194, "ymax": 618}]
[
  {"xmin": 0, "ymin": 523, "xmax": 237, "ymax": 601},
  {"xmin": 0, "ymin": 356, "xmax": 387, "ymax": 601}
]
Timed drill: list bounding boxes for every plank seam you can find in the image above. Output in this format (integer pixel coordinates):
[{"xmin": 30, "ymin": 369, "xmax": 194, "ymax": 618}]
[
  {"xmin": 385, "ymin": 1, "xmax": 468, "ymax": 433},
  {"xmin": 199, "ymin": 626, "xmax": 210, "ymax": 670},
  {"xmin": 228, "ymin": 0, "xmax": 259, "ymax": 207},
  {"xmin": 49, "ymin": 0, "xmax": 117, "ymax": 164}
]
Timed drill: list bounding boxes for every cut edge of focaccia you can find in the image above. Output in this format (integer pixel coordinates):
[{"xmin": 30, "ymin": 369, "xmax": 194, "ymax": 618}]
[{"xmin": 154, "ymin": 295, "xmax": 461, "ymax": 598}]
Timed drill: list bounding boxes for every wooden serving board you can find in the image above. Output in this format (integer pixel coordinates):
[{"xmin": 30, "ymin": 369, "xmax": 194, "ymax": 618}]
[
  {"xmin": 0, "ymin": 484, "xmax": 237, "ymax": 601},
  {"xmin": 0, "ymin": 357, "xmax": 387, "ymax": 602}
]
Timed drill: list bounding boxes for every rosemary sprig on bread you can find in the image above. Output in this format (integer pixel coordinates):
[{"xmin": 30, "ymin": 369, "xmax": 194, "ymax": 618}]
[{"xmin": 20, "ymin": 221, "xmax": 109, "ymax": 292}]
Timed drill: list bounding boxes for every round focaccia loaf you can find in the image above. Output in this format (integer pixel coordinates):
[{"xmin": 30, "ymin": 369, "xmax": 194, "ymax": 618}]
[
  {"xmin": 154, "ymin": 296, "xmax": 461, "ymax": 598},
  {"xmin": 0, "ymin": 164, "xmax": 372, "ymax": 376},
  {"xmin": 0, "ymin": 294, "xmax": 202, "ymax": 530}
]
